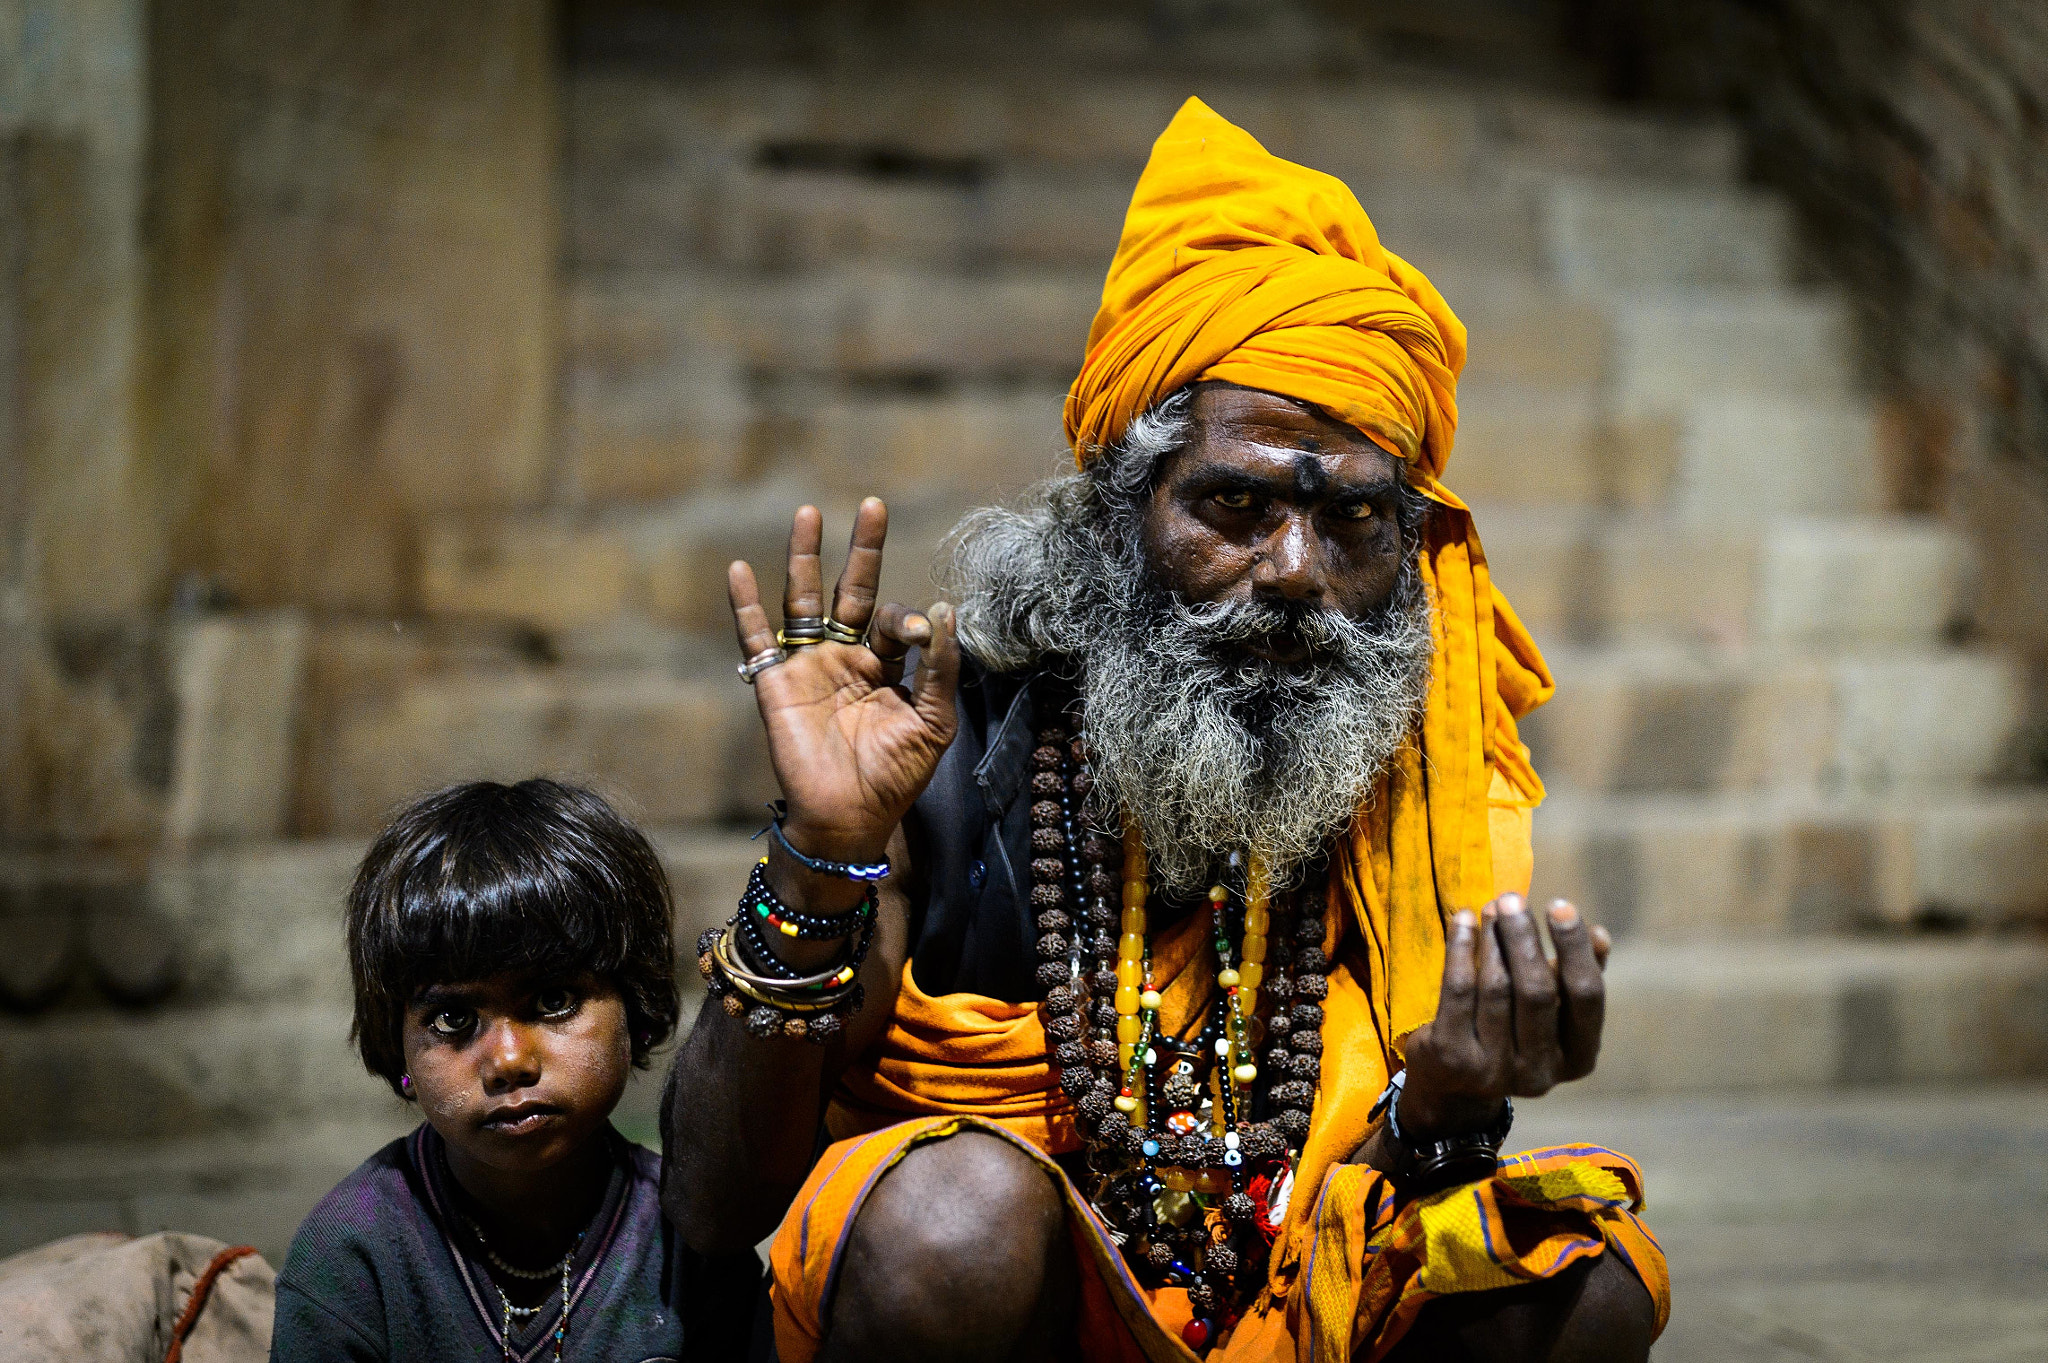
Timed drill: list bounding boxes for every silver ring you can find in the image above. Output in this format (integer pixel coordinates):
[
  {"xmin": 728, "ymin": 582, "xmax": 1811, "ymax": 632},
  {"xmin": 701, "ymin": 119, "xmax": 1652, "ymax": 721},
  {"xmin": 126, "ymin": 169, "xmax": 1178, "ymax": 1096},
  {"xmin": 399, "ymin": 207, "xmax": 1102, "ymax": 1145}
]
[{"xmin": 737, "ymin": 646, "xmax": 788, "ymax": 684}]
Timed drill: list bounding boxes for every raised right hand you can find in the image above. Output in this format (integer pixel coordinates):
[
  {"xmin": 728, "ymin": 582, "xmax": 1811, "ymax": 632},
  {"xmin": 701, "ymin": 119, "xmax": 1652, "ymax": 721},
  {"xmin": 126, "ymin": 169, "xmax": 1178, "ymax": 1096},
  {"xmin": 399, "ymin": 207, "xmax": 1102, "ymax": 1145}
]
[{"xmin": 728, "ymin": 498, "xmax": 961, "ymax": 869}]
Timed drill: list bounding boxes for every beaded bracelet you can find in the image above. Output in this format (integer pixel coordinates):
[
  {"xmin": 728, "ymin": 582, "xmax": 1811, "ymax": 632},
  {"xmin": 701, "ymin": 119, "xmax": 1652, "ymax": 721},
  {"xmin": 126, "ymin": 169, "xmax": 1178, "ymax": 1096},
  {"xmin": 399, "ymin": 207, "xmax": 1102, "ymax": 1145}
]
[
  {"xmin": 738, "ymin": 857, "xmax": 877, "ymax": 941},
  {"xmin": 698, "ymin": 927, "xmax": 868, "ymax": 1045},
  {"xmin": 696, "ymin": 862, "xmax": 878, "ymax": 1046},
  {"xmin": 752, "ymin": 802, "xmax": 892, "ymax": 882},
  {"xmin": 732, "ymin": 889, "xmax": 876, "ymax": 984}
]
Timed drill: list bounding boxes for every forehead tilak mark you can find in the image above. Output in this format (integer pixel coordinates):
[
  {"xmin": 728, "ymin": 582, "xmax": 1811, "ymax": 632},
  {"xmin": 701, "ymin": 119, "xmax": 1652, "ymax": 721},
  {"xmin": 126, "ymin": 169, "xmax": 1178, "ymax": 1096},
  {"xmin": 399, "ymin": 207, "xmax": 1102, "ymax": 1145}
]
[{"xmin": 1292, "ymin": 453, "xmax": 1330, "ymax": 499}]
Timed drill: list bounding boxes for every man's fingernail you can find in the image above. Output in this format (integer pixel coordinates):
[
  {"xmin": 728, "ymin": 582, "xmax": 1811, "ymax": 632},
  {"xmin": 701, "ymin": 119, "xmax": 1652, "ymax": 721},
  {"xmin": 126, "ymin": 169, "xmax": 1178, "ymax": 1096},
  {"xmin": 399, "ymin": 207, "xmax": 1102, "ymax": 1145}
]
[
  {"xmin": 1500, "ymin": 893, "xmax": 1525, "ymax": 916},
  {"xmin": 1548, "ymin": 900, "xmax": 1580, "ymax": 927},
  {"xmin": 1454, "ymin": 910, "xmax": 1477, "ymax": 931},
  {"xmin": 905, "ymin": 614, "xmax": 928, "ymax": 632}
]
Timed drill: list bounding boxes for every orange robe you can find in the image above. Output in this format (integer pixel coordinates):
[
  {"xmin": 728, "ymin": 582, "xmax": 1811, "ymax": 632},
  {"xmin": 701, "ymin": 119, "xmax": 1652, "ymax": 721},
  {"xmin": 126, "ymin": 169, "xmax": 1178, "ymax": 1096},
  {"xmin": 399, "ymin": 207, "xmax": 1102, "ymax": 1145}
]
[{"xmin": 767, "ymin": 98, "xmax": 1670, "ymax": 1359}]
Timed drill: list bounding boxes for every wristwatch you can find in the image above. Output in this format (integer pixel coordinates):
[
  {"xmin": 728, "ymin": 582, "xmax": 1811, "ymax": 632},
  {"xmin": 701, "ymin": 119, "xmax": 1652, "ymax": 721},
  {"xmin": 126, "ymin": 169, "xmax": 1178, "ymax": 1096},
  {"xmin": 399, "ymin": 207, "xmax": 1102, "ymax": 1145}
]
[{"xmin": 1369, "ymin": 1069, "xmax": 1513, "ymax": 1195}]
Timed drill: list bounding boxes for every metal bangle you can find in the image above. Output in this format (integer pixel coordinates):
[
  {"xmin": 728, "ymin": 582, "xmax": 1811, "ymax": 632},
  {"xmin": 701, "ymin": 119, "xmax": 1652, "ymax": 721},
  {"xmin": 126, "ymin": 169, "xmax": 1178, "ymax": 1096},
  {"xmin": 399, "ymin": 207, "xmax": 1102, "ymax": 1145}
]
[
  {"xmin": 736, "ymin": 646, "xmax": 787, "ymax": 683},
  {"xmin": 713, "ymin": 935, "xmax": 860, "ymax": 1012},
  {"xmin": 822, "ymin": 616, "xmax": 866, "ymax": 646},
  {"xmin": 715, "ymin": 930, "xmax": 859, "ymax": 992}
]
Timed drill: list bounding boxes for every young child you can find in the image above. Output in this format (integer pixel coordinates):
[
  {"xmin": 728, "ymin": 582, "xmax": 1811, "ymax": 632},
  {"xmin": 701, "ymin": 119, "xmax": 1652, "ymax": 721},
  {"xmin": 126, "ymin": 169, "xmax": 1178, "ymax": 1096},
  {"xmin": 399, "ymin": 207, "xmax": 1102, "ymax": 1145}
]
[{"xmin": 272, "ymin": 778, "xmax": 744, "ymax": 1361}]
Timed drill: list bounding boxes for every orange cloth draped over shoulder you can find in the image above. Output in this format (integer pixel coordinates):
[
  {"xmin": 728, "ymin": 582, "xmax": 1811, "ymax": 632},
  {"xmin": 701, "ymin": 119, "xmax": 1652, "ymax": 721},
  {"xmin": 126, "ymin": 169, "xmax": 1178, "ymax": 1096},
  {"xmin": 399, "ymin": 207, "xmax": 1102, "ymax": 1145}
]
[{"xmin": 769, "ymin": 99, "xmax": 1668, "ymax": 1362}]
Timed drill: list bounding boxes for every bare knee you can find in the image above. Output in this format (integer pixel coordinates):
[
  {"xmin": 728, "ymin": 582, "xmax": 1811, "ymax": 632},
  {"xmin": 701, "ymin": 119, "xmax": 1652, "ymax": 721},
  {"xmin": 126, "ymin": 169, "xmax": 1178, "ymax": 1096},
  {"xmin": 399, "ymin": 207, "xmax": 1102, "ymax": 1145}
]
[
  {"xmin": 821, "ymin": 1132, "xmax": 1075, "ymax": 1363},
  {"xmin": 1387, "ymin": 1250, "xmax": 1654, "ymax": 1363}
]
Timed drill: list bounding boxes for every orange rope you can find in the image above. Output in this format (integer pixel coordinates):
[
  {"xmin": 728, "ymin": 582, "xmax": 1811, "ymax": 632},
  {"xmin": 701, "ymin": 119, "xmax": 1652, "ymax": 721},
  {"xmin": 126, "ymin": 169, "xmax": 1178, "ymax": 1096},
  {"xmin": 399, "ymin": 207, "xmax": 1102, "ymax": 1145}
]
[{"xmin": 163, "ymin": 1244, "xmax": 259, "ymax": 1363}]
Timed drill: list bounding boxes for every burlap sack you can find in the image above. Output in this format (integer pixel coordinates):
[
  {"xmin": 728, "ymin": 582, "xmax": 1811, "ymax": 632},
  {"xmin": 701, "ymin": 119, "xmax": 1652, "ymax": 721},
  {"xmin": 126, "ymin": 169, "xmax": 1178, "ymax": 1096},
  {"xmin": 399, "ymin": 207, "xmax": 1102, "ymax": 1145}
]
[{"xmin": 0, "ymin": 1231, "xmax": 275, "ymax": 1363}]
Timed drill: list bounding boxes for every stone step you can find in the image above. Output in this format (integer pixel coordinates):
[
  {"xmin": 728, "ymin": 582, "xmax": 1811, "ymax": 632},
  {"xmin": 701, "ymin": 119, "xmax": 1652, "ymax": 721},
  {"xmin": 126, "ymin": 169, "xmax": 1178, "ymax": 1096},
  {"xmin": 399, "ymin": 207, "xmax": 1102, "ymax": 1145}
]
[
  {"xmin": 568, "ymin": 267, "xmax": 1621, "ymax": 403},
  {"xmin": 1607, "ymin": 290, "xmax": 1858, "ymax": 415},
  {"xmin": 6, "ymin": 929, "xmax": 2041, "ymax": 1154},
  {"xmin": 1449, "ymin": 386, "xmax": 1883, "ymax": 516},
  {"xmin": 569, "ymin": 73, "xmax": 1742, "ymax": 269},
  {"xmin": 1521, "ymin": 644, "xmax": 2024, "ymax": 796},
  {"xmin": 0, "ymin": 831, "xmax": 762, "ymax": 1014},
  {"xmin": 1532, "ymin": 791, "xmax": 2048, "ymax": 938},
  {"xmin": 1585, "ymin": 936, "xmax": 2048, "ymax": 1093},
  {"xmin": 1483, "ymin": 510, "xmax": 1971, "ymax": 648},
  {"xmin": 1540, "ymin": 179, "xmax": 1796, "ymax": 293}
]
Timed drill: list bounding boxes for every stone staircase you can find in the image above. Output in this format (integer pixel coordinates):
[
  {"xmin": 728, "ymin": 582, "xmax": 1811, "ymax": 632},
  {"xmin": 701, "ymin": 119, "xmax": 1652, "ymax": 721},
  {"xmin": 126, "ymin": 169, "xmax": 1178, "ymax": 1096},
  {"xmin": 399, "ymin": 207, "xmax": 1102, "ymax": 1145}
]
[{"xmin": 6, "ymin": 39, "xmax": 2048, "ymax": 1258}]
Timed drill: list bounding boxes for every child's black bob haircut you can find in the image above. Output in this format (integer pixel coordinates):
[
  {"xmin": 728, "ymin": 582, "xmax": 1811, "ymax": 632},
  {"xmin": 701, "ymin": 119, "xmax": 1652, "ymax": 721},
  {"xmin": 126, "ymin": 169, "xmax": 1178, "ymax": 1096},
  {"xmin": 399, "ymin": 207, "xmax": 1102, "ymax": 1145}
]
[{"xmin": 348, "ymin": 778, "xmax": 679, "ymax": 1097}]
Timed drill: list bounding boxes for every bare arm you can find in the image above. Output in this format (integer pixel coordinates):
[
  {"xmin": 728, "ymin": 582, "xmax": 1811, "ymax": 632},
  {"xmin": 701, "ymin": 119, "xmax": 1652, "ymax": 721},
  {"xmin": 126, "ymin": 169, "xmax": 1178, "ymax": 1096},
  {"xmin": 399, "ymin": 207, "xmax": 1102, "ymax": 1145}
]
[{"xmin": 662, "ymin": 499, "xmax": 961, "ymax": 1254}]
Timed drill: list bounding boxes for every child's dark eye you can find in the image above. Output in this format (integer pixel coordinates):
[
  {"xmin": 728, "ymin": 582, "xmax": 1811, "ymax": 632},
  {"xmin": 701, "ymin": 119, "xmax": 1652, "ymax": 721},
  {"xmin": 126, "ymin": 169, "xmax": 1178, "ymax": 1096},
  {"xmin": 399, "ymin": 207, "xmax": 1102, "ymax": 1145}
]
[
  {"xmin": 536, "ymin": 988, "xmax": 579, "ymax": 1019},
  {"xmin": 427, "ymin": 1008, "xmax": 475, "ymax": 1038}
]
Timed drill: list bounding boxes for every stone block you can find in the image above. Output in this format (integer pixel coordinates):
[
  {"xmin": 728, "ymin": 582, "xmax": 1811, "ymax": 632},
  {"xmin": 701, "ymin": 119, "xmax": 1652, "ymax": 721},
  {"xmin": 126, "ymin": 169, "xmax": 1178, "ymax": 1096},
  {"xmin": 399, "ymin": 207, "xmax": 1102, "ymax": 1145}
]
[
  {"xmin": 1671, "ymin": 396, "xmax": 1881, "ymax": 519},
  {"xmin": 703, "ymin": 169, "xmax": 976, "ymax": 270},
  {"xmin": 982, "ymin": 172, "xmax": 1131, "ymax": 266},
  {"xmin": 1522, "ymin": 645, "xmax": 1836, "ymax": 794},
  {"xmin": 1608, "ymin": 293, "xmax": 1855, "ymax": 417},
  {"xmin": 837, "ymin": 268, "xmax": 1096, "ymax": 378},
  {"xmin": 1447, "ymin": 382, "xmax": 1603, "ymax": 505},
  {"xmin": 161, "ymin": 612, "xmax": 309, "ymax": 843},
  {"xmin": 417, "ymin": 517, "xmax": 638, "ymax": 632},
  {"xmin": 1443, "ymin": 279, "xmax": 1610, "ymax": 387},
  {"xmin": 1542, "ymin": 181, "xmax": 1793, "ymax": 293},
  {"xmin": 1584, "ymin": 938, "xmax": 2048, "ymax": 1093},
  {"xmin": 1755, "ymin": 516, "xmax": 1969, "ymax": 645},
  {"xmin": 655, "ymin": 828, "xmax": 766, "ymax": 955},
  {"xmin": 769, "ymin": 386, "xmax": 1069, "ymax": 499},
  {"xmin": 1354, "ymin": 178, "xmax": 1543, "ymax": 280},
  {"xmin": 1825, "ymin": 651, "xmax": 2023, "ymax": 792},
  {"xmin": 311, "ymin": 670, "xmax": 742, "ymax": 834},
  {"xmin": 1522, "ymin": 644, "xmax": 2020, "ymax": 796},
  {"xmin": 0, "ymin": 1004, "xmax": 393, "ymax": 1146},
  {"xmin": 1534, "ymin": 791, "xmax": 2048, "ymax": 937},
  {"xmin": 1489, "ymin": 97, "xmax": 1744, "ymax": 183},
  {"xmin": 563, "ymin": 282, "xmax": 749, "ymax": 502},
  {"xmin": 1876, "ymin": 795, "xmax": 2048, "ymax": 925}
]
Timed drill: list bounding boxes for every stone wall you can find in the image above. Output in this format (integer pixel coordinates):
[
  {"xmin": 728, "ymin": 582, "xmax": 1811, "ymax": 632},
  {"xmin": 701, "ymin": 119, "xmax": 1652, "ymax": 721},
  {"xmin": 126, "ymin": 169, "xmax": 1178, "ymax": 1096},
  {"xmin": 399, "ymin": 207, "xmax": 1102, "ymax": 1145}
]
[
  {"xmin": 1568, "ymin": 0, "xmax": 2048, "ymax": 758},
  {"xmin": 0, "ymin": 1, "xmax": 560, "ymax": 848}
]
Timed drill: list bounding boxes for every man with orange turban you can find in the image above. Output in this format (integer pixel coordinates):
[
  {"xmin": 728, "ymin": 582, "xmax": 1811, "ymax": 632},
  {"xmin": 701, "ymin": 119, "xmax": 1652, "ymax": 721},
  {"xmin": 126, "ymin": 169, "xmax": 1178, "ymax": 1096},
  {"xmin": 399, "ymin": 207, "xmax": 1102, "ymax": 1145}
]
[{"xmin": 666, "ymin": 99, "xmax": 1670, "ymax": 1361}]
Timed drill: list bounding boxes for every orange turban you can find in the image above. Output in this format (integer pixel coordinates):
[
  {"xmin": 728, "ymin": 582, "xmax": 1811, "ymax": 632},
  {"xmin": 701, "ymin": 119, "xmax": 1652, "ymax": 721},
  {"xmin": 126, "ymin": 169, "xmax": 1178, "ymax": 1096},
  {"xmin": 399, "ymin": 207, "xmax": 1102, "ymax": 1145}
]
[{"xmin": 1064, "ymin": 97, "xmax": 1555, "ymax": 1095}]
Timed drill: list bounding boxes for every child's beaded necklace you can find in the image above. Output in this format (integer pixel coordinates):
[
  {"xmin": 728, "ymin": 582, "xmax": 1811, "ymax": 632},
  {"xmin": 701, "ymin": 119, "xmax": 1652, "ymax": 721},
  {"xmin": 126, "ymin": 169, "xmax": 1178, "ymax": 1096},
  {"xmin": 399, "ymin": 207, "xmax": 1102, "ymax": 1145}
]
[{"xmin": 465, "ymin": 1215, "xmax": 581, "ymax": 1363}]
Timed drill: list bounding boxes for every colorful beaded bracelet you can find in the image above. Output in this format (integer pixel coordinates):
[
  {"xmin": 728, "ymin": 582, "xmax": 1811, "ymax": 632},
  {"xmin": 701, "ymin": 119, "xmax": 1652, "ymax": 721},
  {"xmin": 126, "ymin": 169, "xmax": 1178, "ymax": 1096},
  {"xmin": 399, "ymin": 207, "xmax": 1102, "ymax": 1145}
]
[{"xmin": 738, "ymin": 857, "xmax": 877, "ymax": 940}]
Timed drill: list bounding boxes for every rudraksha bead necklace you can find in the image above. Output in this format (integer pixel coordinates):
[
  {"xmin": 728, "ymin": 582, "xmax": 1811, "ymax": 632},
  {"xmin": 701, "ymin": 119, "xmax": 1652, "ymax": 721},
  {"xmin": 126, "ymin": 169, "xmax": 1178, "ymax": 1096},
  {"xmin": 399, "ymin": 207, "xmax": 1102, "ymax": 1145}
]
[{"xmin": 1029, "ymin": 703, "xmax": 1331, "ymax": 1354}]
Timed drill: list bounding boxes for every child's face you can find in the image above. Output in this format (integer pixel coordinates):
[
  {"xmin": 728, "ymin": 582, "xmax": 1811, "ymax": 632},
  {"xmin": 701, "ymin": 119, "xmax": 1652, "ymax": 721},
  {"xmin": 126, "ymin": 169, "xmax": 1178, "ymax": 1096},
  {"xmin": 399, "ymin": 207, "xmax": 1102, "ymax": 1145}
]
[{"xmin": 401, "ymin": 971, "xmax": 632, "ymax": 1177}]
